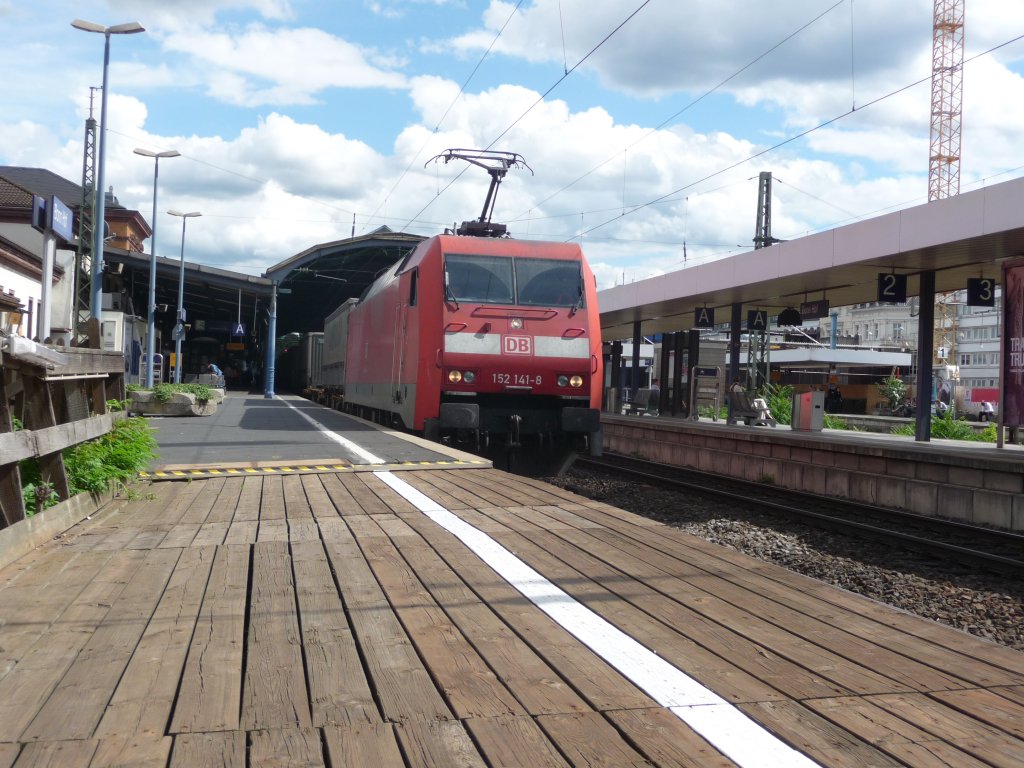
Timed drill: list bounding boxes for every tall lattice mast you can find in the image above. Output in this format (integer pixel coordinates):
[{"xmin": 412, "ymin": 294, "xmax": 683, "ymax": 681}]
[
  {"xmin": 928, "ymin": 0, "xmax": 964, "ymax": 201},
  {"xmin": 74, "ymin": 87, "xmax": 100, "ymax": 341}
]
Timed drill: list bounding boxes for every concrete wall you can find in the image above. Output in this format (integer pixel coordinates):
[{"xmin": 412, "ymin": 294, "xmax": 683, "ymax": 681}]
[{"xmin": 602, "ymin": 415, "xmax": 1024, "ymax": 531}]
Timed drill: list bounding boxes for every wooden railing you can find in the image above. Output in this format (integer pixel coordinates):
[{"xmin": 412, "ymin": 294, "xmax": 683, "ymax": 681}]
[{"xmin": 0, "ymin": 341, "xmax": 124, "ymax": 528}]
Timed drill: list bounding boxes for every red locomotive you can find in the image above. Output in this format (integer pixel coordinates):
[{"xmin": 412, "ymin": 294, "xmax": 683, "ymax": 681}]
[{"xmin": 337, "ymin": 150, "xmax": 603, "ymax": 449}]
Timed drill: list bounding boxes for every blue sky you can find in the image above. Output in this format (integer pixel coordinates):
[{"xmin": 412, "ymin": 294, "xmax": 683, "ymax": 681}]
[{"xmin": 2, "ymin": 0, "xmax": 1023, "ymax": 287}]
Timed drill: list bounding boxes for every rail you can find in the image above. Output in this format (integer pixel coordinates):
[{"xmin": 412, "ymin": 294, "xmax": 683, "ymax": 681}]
[{"xmin": 0, "ymin": 338, "xmax": 125, "ymax": 528}]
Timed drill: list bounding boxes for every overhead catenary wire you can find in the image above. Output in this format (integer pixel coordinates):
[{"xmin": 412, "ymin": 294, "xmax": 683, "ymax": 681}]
[
  {"xmin": 569, "ymin": 32, "xmax": 1024, "ymax": 244},
  {"xmin": 510, "ymin": 0, "xmax": 847, "ymax": 223},
  {"xmin": 361, "ymin": 0, "xmax": 527, "ymax": 235},
  {"xmin": 398, "ymin": 0, "xmax": 655, "ymax": 233}
]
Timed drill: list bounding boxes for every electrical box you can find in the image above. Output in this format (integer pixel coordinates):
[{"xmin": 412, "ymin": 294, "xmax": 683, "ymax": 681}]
[{"xmin": 792, "ymin": 390, "xmax": 824, "ymax": 431}]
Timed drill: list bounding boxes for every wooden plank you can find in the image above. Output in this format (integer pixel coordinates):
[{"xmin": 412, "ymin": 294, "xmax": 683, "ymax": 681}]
[
  {"xmin": 564, "ymin": 501, "xmax": 1024, "ymax": 685},
  {"xmin": 289, "ymin": 518, "xmax": 322, "ymax": 543},
  {"xmin": 392, "ymin": 720, "xmax": 486, "ymax": 768},
  {"xmin": 223, "ymin": 520, "xmax": 258, "ymax": 545},
  {"xmin": 357, "ymin": 473, "xmax": 419, "ymax": 515},
  {"xmin": 291, "ymin": 540, "xmax": 378, "ymax": 727},
  {"xmin": 259, "ymin": 475, "xmax": 286, "ymax": 520},
  {"xmin": 396, "ymin": 531, "xmax": 593, "ymax": 716},
  {"xmin": 95, "ymin": 546, "xmax": 216, "ymax": 739},
  {"xmin": 527, "ymin": 506, "xmax": 968, "ymax": 694},
  {"xmin": 170, "ymin": 545, "xmax": 249, "ymax": 733},
  {"xmin": 22, "ymin": 548, "xmax": 182, "ymax": 741},
  {"xmin": 411, "ymin": 469, "xmax": 514, "ymax": 508},
  {"xmin": 867, "ymin": 692, "xmax": 1024, "ymax": 767},
  {"xmin": 355, "ymin": 524, "xmax": 527, "ymax": 719},
  {"xmin": 806, "ymin": 696, "xmax": 993, "ymax": 768},
  {"xmin": 0, "ymin": 744, "xmax": 15, "ymax": 768},
  {"xmin": 0, "ymin": 550, "xmax": 115, "ymax": 681},
  {"xmin": 177, "ymin": 477, "xmax": 224, "ymax": 525},
  {"xmin": 321, "ymin": 520, "xmax": 453, "ymax": 723},
  {"xmin": 740, "ymin": 700, "xmax": 905, "ymax": 767},
  {"xmin": 317, "ymin": 474, "xmax": 360, "ymax": 515},
  {"xmin": 283, "ymin": 474, "xmax": 313, "ymax": 519},
  {"xmin": 232, "ymin": 475, "xmax": 263, "ymax": 522},
  {"xmin": 479, "ymin": 521, "xmax": 803, "ymax": 704},
  {"xmin": 606, "ymin": 708, "xmax": 736, "ymax": 768},
  {"xmin": 88, "ymin": 736, "xmax": 172, "ymax": 768},
  {"xmin": 402, "ymin": 512, "xmax": 654, "ymax": 713},
  {"xmin": 206, "ymin": 478, "xmax": 244, "ymax": 524},
  {"xmin": 337, "ymin": 474, "xmax": 392, "ymax": 515},
  {"xmin": 463, "ymin": 715, "xmax": 571, "ymax": 768},
  {"xmin": 323, "ymin": 723, "xmax": 404, "ymax": 767},
  {"xmin": 535, "ymin": 711, "xmax": 654, "ymax": 767},
  {"xmin": 192, "ymin": 521, "xmax": 229, "ymax": 547},
  {"xmin": 12, "ymin": 740, "xmax": 97, "ymax": 768},
  {"xmin": 0, "ymin": 549, "xmax": 149, "ymax": 741},
  {"xmin": 301, "ymin": 474, "xmax": 341, "ymax": 520},
  {"xmin": 169, "ymin": 732, "xmax": 245, "ymax": 768},
  {"xmin": 241, "ymin": 540, "xmax": 312, "ymax": 731},
  {"xmin": 249, "ymin": 728, "xmax": 324, "ymax": 767},
  {"xmin": 256, "ymin": 519, "xmax": 289, "ymax": 543}
]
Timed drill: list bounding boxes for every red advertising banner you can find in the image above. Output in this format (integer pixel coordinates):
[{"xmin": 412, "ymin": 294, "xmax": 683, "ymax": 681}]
[{"xmin": 1002, "ymin": 258, "xmax": 1024, "ymax": 428}]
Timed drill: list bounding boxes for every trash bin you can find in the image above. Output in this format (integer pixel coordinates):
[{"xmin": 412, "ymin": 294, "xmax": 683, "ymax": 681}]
[{"xmin": 792, "ymin": 390, "xmax": 824, "ymax": 431}]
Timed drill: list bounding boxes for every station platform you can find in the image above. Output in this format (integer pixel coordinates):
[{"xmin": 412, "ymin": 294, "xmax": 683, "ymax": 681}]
[
  {"xmin": 602, "ymin": 412, "xmax": 1024, "ymax": 531},
  {"xmin": 0, "ymin": 398, "xmax": 1021, "ymax": 766}
]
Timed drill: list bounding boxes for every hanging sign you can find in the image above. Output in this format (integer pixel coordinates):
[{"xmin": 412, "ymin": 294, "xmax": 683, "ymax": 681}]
[
  {"xmin": 694, "ymin": 307, "xmax": 715, "ymax": 328},
  {"xmin": 966, "ymin": 277, "xmax": 996, "ymax": 307},
  {"xmin": 747, "ymin": 309, "xmax": 768, "ymax": 331},
  {"xmin": 877, "ymin": 273, "xmax": 907, "ymax": 303}
]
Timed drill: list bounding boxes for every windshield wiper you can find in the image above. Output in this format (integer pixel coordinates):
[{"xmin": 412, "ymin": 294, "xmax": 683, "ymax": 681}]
[
  {"xmin": 569, "ymin": 284, "xmax": 584, "ymax": 317},
  {"xmin": 444, "ymin": 274, "xmax": 460, "ymax": 310}
]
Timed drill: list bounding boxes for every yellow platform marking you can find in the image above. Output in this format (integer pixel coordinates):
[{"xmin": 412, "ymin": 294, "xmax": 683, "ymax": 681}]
[{"xmin": 139, "ymin": 458, "xmax": 488, "ymax": 480}]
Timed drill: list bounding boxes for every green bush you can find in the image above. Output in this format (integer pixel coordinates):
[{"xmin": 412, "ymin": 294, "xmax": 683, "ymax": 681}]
[
  {"xmin": 136, "ymin": 382, "xmax": 213, "ymax": 403},
  {"xmin": 890, "ymin": 410, "xmax": 996, "ymax": 442},
  {"xmin": 22, "ymin": 416, "xmax": 158, "ymax": 514}
]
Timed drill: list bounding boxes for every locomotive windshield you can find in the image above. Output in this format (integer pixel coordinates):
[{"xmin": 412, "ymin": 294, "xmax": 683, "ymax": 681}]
[{"xmin": 444, "ymin": 254, "xmax": 583, "ymax": 308}]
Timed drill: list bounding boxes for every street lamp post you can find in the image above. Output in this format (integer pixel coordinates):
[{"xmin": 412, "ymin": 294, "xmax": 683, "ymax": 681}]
[
  {"xmin": 71, "ymin": 19, "xmax": 145, "ymax": 321},
  {"xmin": 134, "ymin": 148, "xmax": 180, "ymax": 387},
  {"xmin": 167, "ymin": 210, "xmax": 201, "ymax": 384}
]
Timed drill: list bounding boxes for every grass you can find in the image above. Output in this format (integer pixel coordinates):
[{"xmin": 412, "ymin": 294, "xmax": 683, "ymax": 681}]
[{"xmin": 21, "ymin": 416, "xmax": 158, "ymax": 515}]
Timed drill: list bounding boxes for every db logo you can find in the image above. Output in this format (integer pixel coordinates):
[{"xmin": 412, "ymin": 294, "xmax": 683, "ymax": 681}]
[{"xmin": 503, "ymin": 335, "xmax": 532, "ymax": 355}]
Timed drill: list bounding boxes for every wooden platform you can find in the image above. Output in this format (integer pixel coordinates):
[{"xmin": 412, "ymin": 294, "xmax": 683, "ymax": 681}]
[{"xmin": 0, "ymin": 467, "xmax": 1022, "ymax": 767}]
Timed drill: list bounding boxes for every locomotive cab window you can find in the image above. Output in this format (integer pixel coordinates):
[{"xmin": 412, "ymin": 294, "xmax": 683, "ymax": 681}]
[
  {"xmin": 444, "ymin": 254, "xmax": 514, "ymax": 304},
  {"xmin": 516, "ymin": 258, "xmax": 583, "ymax": 307}
]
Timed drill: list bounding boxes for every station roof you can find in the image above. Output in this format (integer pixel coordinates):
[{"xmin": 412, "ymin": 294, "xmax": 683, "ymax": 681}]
[
  {"xmin": 264, "ymin": 227, "xmax": 425, "ymax": 334},
  {"xmin": 598, "ymin": 175, "xmax": 1024, "ymax": 340}
]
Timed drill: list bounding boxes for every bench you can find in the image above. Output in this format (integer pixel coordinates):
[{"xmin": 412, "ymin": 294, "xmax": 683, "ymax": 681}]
[
  {"xmin": 623, "ymin": 388, "xmax": 659, "ymax": 416},
  {"xmin": 727, "ymin": 389, "xmax": 776, "ymax": 427}
]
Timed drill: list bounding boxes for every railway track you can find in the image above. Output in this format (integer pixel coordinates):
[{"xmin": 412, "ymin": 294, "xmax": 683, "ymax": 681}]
[{"xmin": 572, "ymin": 453, "xmax": 1024, "ymax": 577}]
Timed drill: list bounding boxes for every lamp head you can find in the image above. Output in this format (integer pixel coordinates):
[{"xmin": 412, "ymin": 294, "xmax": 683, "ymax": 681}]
[
  {"xmin": 134, "ymin": 148, "xmax": 181, "ymax": 159},
  {"xmin": 71, "ymin": 19, "xmax": 144, "ymax": 35}
]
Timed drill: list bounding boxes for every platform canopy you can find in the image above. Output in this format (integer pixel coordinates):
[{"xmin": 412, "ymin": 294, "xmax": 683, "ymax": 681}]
[
  {"xmin": 264, "ymin": 227, "xmax": 424, "ymax": 334},
  {"xmin": 598, "ymin": 175, "xmax": 1024, "ymax": 340}
]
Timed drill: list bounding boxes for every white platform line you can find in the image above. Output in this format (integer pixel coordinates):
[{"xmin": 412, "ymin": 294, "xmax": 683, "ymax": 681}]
[
  {"xmin": 277, "ymin": 396, "xmax": 387, "ymax": 464},
  {"xmin": 375, "ymin": 470, "xmax": 821, "ymax": 768}
]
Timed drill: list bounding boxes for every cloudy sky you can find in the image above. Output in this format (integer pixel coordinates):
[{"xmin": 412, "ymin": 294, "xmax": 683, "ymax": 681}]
[{"xmin": 1, "ymin": 0, "xmax": 1022, "ymax": 289}]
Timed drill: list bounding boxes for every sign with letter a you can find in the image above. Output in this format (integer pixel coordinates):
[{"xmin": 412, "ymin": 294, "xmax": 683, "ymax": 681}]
[
  {"xmin": 694, "ymin": 307, "xmax": 715, "ymax": 328},
  {"xmin": 747, "ymin": 310, "xmax": 767, "ymax": 331}
]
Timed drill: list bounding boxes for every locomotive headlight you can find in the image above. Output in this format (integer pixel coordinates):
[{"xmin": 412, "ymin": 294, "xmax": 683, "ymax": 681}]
[
  {"xmin": 448, "ymin": 370, "xmax": 463, "ymax": 383},
  {"xmin": 569, "ymin": 375, "xmax": 584, "ymax": 388},
  {"xmin": 557, "ymin": 375, "xmax": 569, "ymax": 387},
  {"xmin": 463, "ymin": 371, "xmax": 476, "ymax": 384},
  {"xmin": 510, "ymin": 317, "xmax": 524, "ymax": 329}
]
